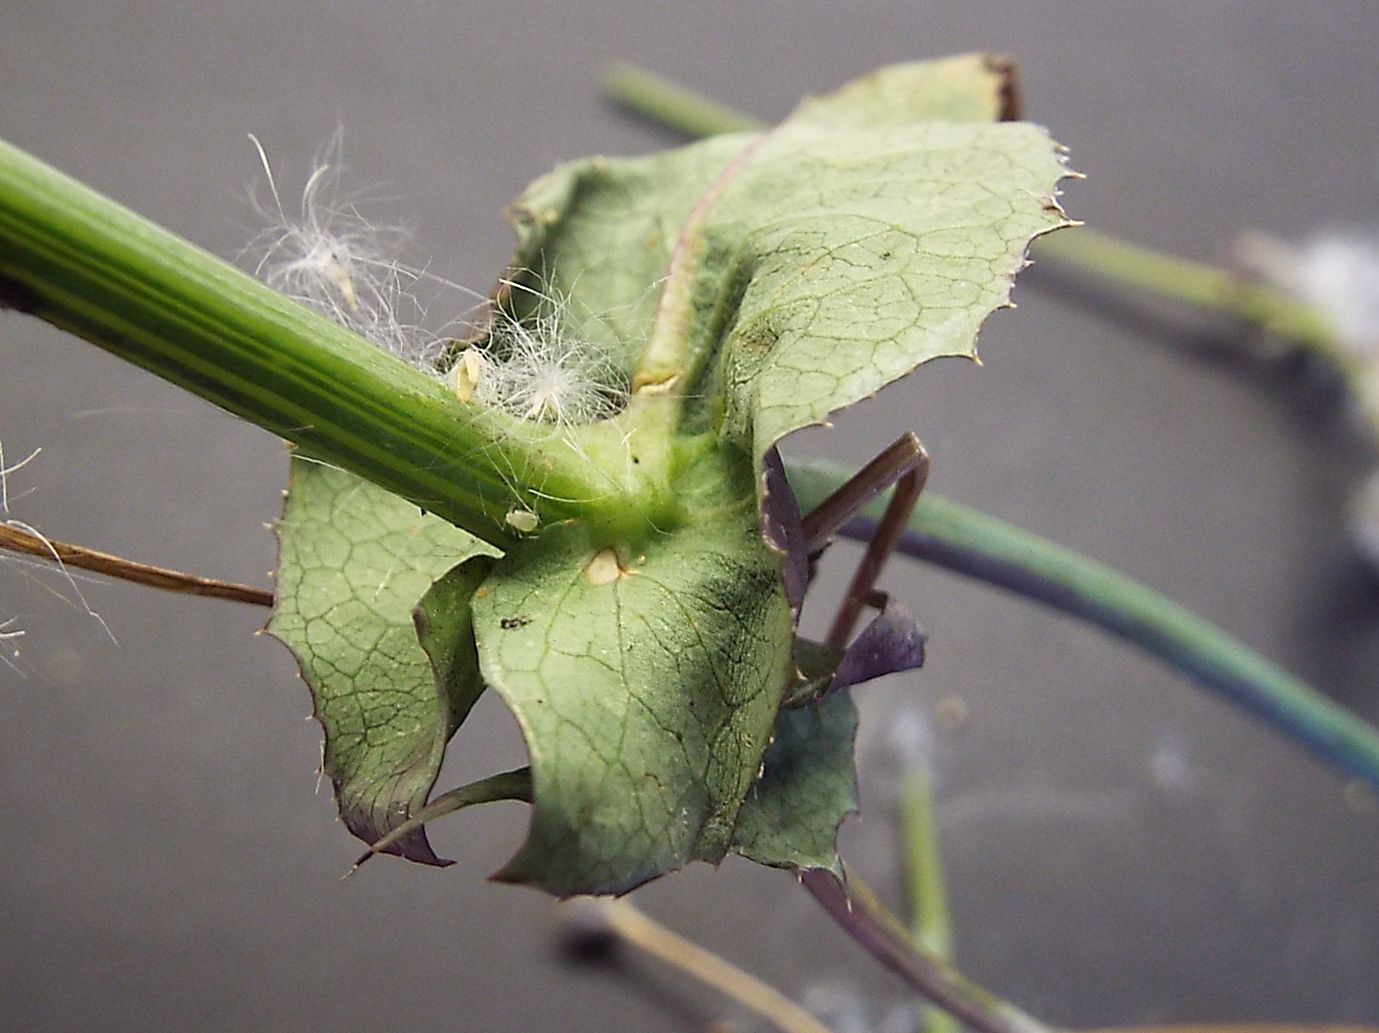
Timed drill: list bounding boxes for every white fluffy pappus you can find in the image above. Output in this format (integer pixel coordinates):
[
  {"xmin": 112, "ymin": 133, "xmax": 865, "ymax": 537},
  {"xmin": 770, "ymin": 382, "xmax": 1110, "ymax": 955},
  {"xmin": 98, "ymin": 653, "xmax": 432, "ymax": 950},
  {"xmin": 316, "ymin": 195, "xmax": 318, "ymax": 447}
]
[
  {"xmin": 244, "ymin": 131, "xmax": 449, "ymax": 370},
  {"xmin": 1237, "ymin": 228, "xmax": 1379, "ymax": 363},
  {"xmin": 463, "ymin": 285, "xmax": 630, "ymax": 429},
  {"xmin": 245, "ymin": 137, "xmax": 631, "ymax": 438},
  {"xmin": 1290, "ymin": 233, "xmax": 1379, "ymax": 359},
  {"xmin": 1, "ymin": 438, "xmax": 39, "ymax": 671}
]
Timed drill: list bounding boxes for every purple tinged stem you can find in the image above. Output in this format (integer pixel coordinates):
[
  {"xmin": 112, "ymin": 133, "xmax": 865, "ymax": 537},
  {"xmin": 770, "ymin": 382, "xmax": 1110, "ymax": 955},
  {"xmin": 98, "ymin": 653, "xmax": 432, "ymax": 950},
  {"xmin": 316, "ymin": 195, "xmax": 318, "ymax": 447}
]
[{"xmin": 801, "ymin": 869, "xmax": 1058, "ymax": 1033}]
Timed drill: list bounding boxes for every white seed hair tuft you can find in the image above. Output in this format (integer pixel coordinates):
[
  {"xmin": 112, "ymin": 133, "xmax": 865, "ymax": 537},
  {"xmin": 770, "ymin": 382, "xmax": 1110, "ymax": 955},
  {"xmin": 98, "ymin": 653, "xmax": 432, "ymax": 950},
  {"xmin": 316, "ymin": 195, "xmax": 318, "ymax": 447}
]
[
  {"xmin": 467, "ymin": 287, "xmax": 630, "ymax": 429},
  {"xmin": 244, "ymin": 131, "xmax": 448, "ymax": 370},
  {"xmin": 245, "ymin": 135, "xmax": 630, "ymax": 436}
]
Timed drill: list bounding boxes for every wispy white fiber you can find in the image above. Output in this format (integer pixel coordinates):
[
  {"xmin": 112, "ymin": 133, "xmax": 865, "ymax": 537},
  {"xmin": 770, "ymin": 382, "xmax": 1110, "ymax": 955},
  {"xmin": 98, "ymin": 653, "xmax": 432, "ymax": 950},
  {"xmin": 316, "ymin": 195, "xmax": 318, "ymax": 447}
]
[
  {"xmin": 246, "ymin": 136, "xmax": 630, "ymax": 436},
  {"xmin": 245, "ymin": 131, "xmax": 447, "ymax": 369},
  {"xmin": 1, "ymin": 438, "xmax": 115, "ymax": 674},
  {"xmin": 469, "ymin": 281, "xmax": 630, "ymax": 428}
]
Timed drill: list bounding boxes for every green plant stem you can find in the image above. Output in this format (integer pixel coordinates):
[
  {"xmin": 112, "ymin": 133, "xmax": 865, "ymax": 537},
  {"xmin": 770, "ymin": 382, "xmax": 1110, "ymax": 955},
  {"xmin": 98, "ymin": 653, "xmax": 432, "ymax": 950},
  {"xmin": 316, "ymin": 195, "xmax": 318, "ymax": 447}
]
[
  {"xmin": 898, "ymin": 768, "xmax": 959, "ymax": 1033},
  {"xmin": 602, "ymin": 62, "xmax": 1351, "ymax": 372},
  {"xmin": 0, "ymin": 138, "xmax": 618, "ymax": 548},
  {"xmin": 787, "ymin": 458, "xmax": 1379, "ymax": 792},
  {"xmin": 351, "ymin": 768, "xmax": 533, "ymax": 869},
  {"xmin": 899, "ymin": 768, "xmax": 952, "ymax": 961},
  {"xmin": 802, "ymin": 869, "xmax": 1059, "ymax": 1033},
  {"xmin": 1030, "ymin": 227, "xmax": 1350, "ymax": 369},
  {"xmin": 602, "ymin": 62, "xmax": 764, "ymax": 139}
]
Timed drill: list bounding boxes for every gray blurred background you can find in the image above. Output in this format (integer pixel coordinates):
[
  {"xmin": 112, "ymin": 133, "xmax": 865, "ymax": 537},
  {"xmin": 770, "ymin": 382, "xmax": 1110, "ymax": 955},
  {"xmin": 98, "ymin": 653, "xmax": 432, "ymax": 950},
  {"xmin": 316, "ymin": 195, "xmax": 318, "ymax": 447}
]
[{"xmin": 3, "ymin": 4, "xmax": 1378, "ymax": 1031}]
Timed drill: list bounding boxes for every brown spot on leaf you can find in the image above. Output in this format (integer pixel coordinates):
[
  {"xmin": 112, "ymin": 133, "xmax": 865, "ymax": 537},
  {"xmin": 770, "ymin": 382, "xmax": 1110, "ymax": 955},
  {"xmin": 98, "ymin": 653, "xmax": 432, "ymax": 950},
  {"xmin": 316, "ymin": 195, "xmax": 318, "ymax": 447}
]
[{"xmin": 984, "ymin": 53, "xmax": 1023, "ymax": 122}]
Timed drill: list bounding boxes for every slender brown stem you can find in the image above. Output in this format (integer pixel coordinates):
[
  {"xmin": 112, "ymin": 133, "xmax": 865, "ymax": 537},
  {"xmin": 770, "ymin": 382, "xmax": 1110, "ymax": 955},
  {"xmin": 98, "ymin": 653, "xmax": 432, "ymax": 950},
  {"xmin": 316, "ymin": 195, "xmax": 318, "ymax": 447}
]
[
  {"xmin": 801, "ymin": 434, "xmax": 926, "ymax": 552},
  {"xmin": 0, "ymin": 522, "xmax": 273, "ymax": 607},
  {"xmin": 578, "ymin": 897, "xmax": 837, "ymax": 1033},
  {"xmin": 801, "ymin": 434, "xmax": 929, "ymax": 648},
  {"xmin": 827, "ymin": 463, "xmax": 927, "ymax": 648},
  {"xmin": 801, "ymin": 868, "xmax": 1059, "ymax": 1033}
]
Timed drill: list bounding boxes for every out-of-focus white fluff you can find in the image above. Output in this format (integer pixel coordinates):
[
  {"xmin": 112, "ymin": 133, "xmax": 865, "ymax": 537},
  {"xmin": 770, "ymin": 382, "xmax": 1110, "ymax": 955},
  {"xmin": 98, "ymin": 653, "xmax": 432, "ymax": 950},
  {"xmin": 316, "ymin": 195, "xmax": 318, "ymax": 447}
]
[
  {"xmin": 1291, "ymin": 234, "xmax": 1379, "ymax": 359},
  {"xmin": 1239, "ymin": 230, "xmax": 1379, "ymax": 571}
]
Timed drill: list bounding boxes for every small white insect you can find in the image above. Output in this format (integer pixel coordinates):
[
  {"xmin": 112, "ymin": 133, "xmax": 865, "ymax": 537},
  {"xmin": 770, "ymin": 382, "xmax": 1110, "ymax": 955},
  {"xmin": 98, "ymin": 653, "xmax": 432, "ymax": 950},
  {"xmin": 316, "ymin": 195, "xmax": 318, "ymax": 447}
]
[
  {"xmin": 504, "ymin": 508, "xmax": 540, "ymax": 534},
  {"xmin": 454, "ymin": 349, "xmax": 488, "ymax": 404}
]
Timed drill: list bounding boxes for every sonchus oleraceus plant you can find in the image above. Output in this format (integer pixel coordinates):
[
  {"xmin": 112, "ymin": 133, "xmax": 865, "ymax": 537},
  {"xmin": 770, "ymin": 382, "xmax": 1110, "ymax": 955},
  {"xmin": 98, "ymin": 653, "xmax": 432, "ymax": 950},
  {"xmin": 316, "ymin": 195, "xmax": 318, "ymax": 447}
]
[{"xmin": 2, "ymin": 55, "xmax": 1069, "ymax": 896}]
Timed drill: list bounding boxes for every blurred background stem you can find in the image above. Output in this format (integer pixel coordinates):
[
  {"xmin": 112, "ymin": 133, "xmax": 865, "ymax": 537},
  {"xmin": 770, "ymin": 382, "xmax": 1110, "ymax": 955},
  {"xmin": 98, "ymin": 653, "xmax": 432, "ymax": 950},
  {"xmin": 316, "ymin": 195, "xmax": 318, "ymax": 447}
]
[{"xmin": 899, "ymin": 767, "xmax": 959, "ymax": 1033}]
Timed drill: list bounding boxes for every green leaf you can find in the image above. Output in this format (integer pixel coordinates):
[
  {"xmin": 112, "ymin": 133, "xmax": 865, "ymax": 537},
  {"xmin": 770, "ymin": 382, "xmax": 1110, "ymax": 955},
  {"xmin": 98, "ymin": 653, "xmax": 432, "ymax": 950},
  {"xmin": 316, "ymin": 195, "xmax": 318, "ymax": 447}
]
[
  {"xmin": 497, "ymin": 62, "xmax": 1070, "ymax": 462},
  {"xmin": 700, "ymin": 119, "xmax": 1071, "ymax": 457},
  {"xmin": 734, "ymin": 596, "xmax": 924, "ymax": 872},
  {"xmin": 471, "ymin": 482, "xmax": 794, "ymax": 896},
  {"xmin": 731, "ymin": 690, "xmax": 859, "ymax": 875},
  {"xmin": 268, "ymin": 458, "xmax": 496, "ymax": 864},
  {"xmin": 455, "ymin": 57, "xmax": 1066, "ymax": 892},
  {"xmin": 498, "ymin": 135, "xmax": 747, "ymax": 374},
  {"xmin": 789, "ymin": 53, "xmax": 1022, "ymax": 126}
]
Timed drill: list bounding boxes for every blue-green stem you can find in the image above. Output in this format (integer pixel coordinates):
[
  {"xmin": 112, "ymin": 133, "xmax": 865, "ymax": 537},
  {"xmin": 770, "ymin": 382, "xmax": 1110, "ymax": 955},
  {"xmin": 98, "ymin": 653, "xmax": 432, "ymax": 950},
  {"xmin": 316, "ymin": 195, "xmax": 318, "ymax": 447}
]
[{"xmin": 788, "ymin": 460, "xmax": 1379, "ymax": 792}]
